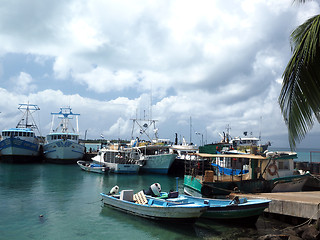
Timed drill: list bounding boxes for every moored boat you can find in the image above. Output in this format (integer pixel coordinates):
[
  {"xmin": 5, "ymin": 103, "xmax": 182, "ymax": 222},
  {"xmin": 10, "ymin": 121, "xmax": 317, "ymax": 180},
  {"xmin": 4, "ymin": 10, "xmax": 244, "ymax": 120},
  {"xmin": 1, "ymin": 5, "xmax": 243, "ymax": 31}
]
[
  {"xmin": 176, "ymin": 195, "xmax": 270, "ymax": 224},
  {"xmin": 184, "ymin": 152, "xmax": 310, "ymax": 197},
  {"xmin": 100, "ymin": 190, "xmax": 208, "ymax": 223},
  {"xmin": 130, "ymin": 117, "xmax": 176, "ymax": 174},
  {"xmin": 43, "ymin": 107, "xmax": 85, "ymax": 164},
  {"xmin": 92, "ymin": 148, "xmax": 140, "ymax": 174},
  {"xmin": 136, "ymin": 144, "xmax": 176, "ymax": 174},
  {"xmin": 0, "ymin": 103, "xmax": 42, "ymax": 163},
  {"xmin": 77, "ymin": 160, "xmax": 108, "ymax": 174}
]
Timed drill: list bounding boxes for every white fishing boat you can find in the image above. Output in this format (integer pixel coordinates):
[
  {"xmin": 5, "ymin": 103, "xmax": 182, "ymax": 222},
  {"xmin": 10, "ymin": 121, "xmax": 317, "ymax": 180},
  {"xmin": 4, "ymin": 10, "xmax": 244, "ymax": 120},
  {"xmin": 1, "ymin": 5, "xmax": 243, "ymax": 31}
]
[
  {"xmin": 130, "ymin": 118, "xmax": 176, "ymax": 174},
  {"xmin": 100, "ymin": 189, "xmax": 207, "ymax": 223},
  {"xmin": 135, "ymin": 144, "xmax": 176, "ymax": 174},
  {"xmin": 77, "ymin": 160, "xmax": 108, "ymax": 174},
  {"xmin": 0, "ymin": 103, "xmax": 42, "ymax": 162},
  {"xmin": 92, "ymin": 148, "xmax": 140, "ymax": 174},
  {"xmin": 43, "ymin": 107, "xmax": 85, "ymax": 163}
]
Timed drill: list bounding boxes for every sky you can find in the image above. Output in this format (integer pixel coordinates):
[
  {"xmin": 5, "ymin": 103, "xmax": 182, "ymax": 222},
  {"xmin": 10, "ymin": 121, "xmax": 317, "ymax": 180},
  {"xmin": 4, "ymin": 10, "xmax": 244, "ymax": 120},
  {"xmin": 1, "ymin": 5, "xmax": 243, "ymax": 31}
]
[{"xmin": 0, "ymin": 0, "xmax": 319, "ymax": 149}]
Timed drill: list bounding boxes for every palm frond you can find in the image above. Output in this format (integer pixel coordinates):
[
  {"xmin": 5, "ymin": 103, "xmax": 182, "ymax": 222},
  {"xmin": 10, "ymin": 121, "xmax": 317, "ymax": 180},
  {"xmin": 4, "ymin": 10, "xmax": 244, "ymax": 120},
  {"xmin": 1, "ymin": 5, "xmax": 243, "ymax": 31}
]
[{"xmin": 279, "ymin": 14, "xmax": 320, "ymax": 149}]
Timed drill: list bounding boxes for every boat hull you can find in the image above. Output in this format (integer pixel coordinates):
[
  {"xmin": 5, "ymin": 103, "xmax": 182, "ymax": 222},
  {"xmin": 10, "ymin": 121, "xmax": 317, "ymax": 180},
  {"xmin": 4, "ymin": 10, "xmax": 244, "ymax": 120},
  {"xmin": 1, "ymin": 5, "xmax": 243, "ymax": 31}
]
[
  {"xmin": 184, "ymin": 174, "xmax": 309, "ymax": 197},
  {"xmin": 44, "ymin": 140, "xmax": 85, "ymax": 163},
  {"xmin": 186, "ymin": 196, "xmax": 270, "ymax": 222},
  {"xmin": 104, "ymin": 162, "xmax": 140, "ymax": 174},
  {"xmin": 77, "ymin": 160, "xmax": 107, "ymax": 174},
  {"xmin": 140, "ymin": 154, "xmax": 176, "ymax": 174},
  {"xmin": 0, "ymin": 138, "xmax": 40, "ymax": 163},
  {"xmin": 178, "ymin": 195, "xmax": 270, "ymax": 223},
  {"xmin": 100, "ymin": 193, "xmax": 207, "ymax": 223}
]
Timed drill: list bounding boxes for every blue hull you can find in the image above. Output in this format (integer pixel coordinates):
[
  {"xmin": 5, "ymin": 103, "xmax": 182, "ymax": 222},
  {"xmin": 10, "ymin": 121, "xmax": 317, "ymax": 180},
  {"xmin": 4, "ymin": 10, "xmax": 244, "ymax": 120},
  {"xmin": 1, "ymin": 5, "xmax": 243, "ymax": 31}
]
[{"xmin": 0, "ymin": 138, "xmax": 40, "ymax": 163}]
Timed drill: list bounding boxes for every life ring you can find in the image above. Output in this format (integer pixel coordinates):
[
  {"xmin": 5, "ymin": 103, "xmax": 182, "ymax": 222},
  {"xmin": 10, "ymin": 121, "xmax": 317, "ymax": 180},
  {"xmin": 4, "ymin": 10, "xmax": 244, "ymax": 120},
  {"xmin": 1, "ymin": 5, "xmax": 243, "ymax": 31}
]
[{"xmin": 268, "ymin": 163, "xmax": 278, "ymax": 176}]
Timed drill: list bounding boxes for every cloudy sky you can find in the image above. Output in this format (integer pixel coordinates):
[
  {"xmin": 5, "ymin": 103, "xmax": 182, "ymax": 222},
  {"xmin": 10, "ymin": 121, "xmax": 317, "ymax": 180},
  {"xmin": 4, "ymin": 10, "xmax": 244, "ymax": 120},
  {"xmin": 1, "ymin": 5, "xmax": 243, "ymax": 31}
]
[{"xmin": 0, "ymin": 0, "xmax": 319, "ymax": 148}]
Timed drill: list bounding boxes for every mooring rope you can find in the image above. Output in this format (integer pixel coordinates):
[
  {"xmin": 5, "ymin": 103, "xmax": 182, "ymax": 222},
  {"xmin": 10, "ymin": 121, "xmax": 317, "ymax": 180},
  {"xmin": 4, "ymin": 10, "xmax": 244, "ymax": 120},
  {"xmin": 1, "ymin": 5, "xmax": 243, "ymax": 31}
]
[
  {"xmin": 289, "ymin": 202, "xmax": 320, "ymax": 229},
  {"xmin": 310, "ymin": 173, "xmax": 320, "ymax": 182}
]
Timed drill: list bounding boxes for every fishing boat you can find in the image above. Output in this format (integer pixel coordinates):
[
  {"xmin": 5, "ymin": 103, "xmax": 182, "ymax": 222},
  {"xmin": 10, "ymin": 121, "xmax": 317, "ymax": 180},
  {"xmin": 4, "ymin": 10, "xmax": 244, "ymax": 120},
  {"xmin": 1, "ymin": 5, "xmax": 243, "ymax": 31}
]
[
  {"xmin": 169, "ymin": 135, "xmax": 199, "ymax": 175},
  {"xmin": 77, "ymin": 160, "xmax": 108, "ymax": 174},
  {"xmin": 0, "ymin": 103, "xmax": 42, "ymax": 162},
  {"xmin": 43, "ymin": 107, "xmax": 85, "ymax": 163},
  {"xmin": 184, "ymin": 151, "xmax": 310, "ymax": 197},
  {"xmin": 200, "ymin": 127, "xmax": 271, "ymax": 155},
  {"xmin": 130, "ymin": 118, "xmax": 176, "ymax": 174},
  {"xmin": 100, "ymin": 189, "xmax": 208, "ymax": 223},
  {"xmin": 135, "ymin": 144, "xmax": 176, "ymax": 174},
  {"xmin": 92, "ymin": 148, "xmax": 140, "ymax": 174}
]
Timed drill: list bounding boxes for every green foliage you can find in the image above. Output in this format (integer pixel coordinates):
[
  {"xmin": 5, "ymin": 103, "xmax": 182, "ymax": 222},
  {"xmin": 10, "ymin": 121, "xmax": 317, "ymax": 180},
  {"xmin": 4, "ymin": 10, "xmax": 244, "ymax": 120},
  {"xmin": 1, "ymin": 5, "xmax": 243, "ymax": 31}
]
[{"xmin": 280, "ymin": 14, "xmax": 320, "ymax": 149}]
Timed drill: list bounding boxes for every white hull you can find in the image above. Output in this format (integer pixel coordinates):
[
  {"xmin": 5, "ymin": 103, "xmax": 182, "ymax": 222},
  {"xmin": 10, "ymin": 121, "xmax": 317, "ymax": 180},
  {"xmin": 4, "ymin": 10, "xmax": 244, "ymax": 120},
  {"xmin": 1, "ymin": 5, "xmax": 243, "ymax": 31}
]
[
  {"xmin": 44, "ymin": 140, "xmax": 85, "ymax": 162},
  {"xmin": 92, "ymin": 149, "xmax": 140, "ymax": 174},
  {"xmin": 77, "ymin": 160, "xmax": 107, "ymax": 174},
  {"xmin": 100, "ymin": 193, "xmax": 207, "ymax": 222},
  {"xmin": 104, "ymin": 162, "xmax": 140, "ymax": 174},
  {"xmin": 140, "ymin": 154, "xmax": 176, "ymax": 174}
]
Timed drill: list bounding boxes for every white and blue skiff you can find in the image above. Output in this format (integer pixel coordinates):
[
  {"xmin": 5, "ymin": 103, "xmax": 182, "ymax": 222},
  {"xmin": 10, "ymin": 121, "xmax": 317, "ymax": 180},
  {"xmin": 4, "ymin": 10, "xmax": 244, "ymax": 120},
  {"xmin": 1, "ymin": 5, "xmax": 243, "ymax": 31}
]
[
  {"xmin": 100, "ymin": 190, "xmax": 208, "ymax": 223},
  {"xmin": 77, "ymin": 160, "xmax": 108, "ymax": 174}
]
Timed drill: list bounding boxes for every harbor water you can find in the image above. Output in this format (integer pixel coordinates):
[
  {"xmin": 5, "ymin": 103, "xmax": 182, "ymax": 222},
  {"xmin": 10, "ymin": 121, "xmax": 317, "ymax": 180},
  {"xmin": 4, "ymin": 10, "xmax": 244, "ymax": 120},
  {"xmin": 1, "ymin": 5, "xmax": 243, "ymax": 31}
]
[{"xmin": 0, "ymin": 162, "xmax": 293, "ymax": 240}]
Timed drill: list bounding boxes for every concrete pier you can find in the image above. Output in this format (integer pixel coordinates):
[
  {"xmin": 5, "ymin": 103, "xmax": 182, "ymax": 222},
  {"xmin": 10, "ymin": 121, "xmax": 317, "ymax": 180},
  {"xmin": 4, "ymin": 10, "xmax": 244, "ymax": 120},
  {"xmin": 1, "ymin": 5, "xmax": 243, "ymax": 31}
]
[{"xmin": 231, "ymin": 191, "xmax": 320, "ymax": 220}]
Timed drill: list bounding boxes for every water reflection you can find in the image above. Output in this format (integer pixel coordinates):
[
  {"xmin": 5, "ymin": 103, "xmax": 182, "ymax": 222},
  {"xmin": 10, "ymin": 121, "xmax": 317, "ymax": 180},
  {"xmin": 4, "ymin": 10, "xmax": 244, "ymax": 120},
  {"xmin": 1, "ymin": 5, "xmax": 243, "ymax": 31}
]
[
  {"xmin": 100, "ymin": 206, "xmax": 198, "ymax": 240},
  {"xmin": 0, "ymin": 162, "xmax": 42, "ymax": 191}
]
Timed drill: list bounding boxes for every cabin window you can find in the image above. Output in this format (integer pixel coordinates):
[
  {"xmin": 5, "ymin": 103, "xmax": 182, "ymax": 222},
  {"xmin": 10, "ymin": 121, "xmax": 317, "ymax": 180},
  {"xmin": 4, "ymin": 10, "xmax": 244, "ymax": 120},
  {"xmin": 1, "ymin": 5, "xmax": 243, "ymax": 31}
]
[
  {"xmin": 23, "ymin": 132, "xmax": 26, "ymax": 137},
  {"xmin": 31, "ymin": 133, "xmax": 34, "ymax": 137},
  {"xmin": 278, "ymin": 161, "xmax": 289, "ymax": 170},
  {"xmin": 58, "ymin": 135, "xmax": 61, "ymax": 139},
  {"xmin": 19, "ymin": 132, "xmax": 22, "ymax": 136},
  {"xmin": 67, "ymin": 135, "xmax": 71, "ymax": 139}
]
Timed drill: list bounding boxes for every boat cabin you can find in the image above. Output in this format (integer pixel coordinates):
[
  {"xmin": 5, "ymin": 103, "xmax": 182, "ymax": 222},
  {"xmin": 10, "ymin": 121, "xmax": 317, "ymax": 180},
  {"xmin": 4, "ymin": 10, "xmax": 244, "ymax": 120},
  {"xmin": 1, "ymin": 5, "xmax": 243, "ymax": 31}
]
[
  {"xmin": 46, "ymin": 133, "xmax": 79, "ymax": 143},
  {"xmin": 186, "ymin": 151, "xmax": 298, "ymax": 182},
  {"xmin": 1, "ymin": 128, "xmax": 35, "ymax": 139}
]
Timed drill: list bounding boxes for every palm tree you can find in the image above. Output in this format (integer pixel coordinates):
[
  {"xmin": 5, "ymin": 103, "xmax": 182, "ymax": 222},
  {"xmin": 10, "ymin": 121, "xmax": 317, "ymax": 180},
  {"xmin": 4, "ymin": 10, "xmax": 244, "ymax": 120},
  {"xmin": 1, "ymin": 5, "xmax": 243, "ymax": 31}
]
[{"xmin": 279, "ymin": 0, "xmax": 320, "ymax": 149}]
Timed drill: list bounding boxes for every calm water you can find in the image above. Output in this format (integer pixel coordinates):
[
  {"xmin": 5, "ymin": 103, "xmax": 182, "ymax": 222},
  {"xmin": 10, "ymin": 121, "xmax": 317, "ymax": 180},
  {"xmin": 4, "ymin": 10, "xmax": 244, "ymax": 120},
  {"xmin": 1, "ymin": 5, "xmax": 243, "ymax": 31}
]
[{"xmin": 0, "ymin": 162, "xmax": 290, "ymax": 240}]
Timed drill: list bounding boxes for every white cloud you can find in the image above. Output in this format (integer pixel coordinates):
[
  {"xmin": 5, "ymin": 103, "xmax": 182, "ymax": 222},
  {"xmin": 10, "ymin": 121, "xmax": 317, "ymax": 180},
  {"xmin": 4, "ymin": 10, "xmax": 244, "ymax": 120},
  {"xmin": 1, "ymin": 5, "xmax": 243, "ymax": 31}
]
[
  {"xmin": 11, "ymin": 72, "xmax": 37, "ymax": 93},
  {"xmin": 0, "ymin": 0, "xmax": 319, "ymax": 148}
]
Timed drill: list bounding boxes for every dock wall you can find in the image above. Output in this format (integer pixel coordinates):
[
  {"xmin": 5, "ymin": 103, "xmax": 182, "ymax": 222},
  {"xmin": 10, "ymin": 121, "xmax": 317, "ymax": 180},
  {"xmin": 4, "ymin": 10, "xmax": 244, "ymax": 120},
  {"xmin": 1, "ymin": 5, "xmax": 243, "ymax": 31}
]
[{"xmin": 231, "ymin": 192, "xmax": 320, "ymax": 220}]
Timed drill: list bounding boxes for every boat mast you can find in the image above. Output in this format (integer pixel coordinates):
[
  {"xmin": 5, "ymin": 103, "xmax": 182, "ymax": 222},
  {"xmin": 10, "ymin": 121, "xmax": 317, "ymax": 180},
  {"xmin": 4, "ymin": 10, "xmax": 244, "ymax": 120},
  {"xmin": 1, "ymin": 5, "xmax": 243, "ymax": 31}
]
[
  {"xmin": 16, "ymin": 103, "xmax": 40, "ymax": 130},
  {"xmin": 51, "ymin": 107, "xmax": 80, "ymax": 134},
  {"xmin": 190, "ymin": 116, "xmax": 192, "ymax": 144}
]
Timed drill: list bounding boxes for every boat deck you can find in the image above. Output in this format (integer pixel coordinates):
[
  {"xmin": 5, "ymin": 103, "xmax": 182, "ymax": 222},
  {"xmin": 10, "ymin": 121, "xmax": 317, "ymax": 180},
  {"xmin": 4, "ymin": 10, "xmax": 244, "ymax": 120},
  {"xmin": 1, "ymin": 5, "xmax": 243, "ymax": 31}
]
[{"xmin": 230, "ymin": 191, "xmax": 320, "ymax": 220}]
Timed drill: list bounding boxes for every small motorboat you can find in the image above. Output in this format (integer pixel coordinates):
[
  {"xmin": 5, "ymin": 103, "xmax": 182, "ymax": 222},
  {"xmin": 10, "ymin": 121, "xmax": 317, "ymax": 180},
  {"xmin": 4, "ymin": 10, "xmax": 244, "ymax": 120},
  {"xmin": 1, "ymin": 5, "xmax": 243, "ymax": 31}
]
[
  {"xmin": 158, "ymin": 193, "xmax": 270, "ymax": 224},
  {"xmin": 100, "ymin": 188, "xmax": 208, "ymax": 223},
  {"xmin": 77, "ymin": 160, "xmax": 108, "ymax": 174}
]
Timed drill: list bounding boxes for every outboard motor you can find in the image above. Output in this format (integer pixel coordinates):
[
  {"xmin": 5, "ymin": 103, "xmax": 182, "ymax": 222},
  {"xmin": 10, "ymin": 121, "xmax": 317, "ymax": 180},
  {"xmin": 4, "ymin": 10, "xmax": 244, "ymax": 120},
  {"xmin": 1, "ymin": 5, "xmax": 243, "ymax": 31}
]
[
  {"xmin": 109, "ymin": 185, "xmax": 119, "ymax": 195},
  {"xmin": 144, "ymin": 183, "xmax": 161, "ymax": 197}
]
